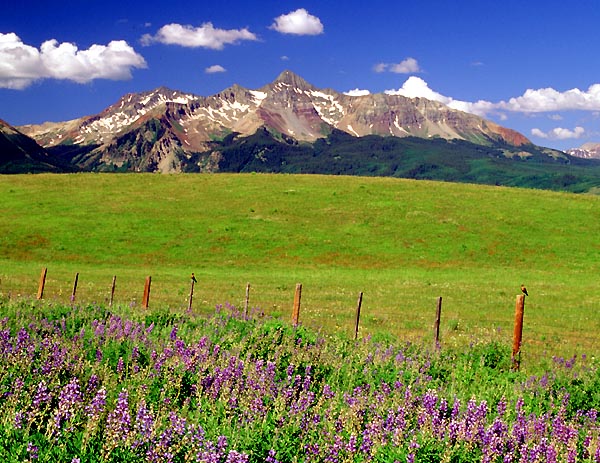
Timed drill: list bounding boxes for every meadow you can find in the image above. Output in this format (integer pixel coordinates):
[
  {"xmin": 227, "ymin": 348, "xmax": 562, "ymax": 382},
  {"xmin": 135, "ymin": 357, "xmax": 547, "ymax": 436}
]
[
  {"xmin": 0, "ymin": 173, "xmax": 599, "ymax": 361},
  {"xmin": 1, "ymin": 173, "xmax": 600, "ymax": 462}
]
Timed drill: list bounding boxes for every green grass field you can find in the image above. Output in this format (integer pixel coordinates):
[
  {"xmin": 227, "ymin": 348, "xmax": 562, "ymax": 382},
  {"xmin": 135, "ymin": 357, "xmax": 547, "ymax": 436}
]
[{"xmin": 1, "ymin": 173, "xmax": 598, "ymax": 361}]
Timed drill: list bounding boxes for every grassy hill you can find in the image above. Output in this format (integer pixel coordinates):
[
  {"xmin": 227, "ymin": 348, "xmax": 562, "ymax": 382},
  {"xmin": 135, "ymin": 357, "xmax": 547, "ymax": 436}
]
[{"xmin": 1, "ymin": 173, "xmax": 598, "ymax": 360}]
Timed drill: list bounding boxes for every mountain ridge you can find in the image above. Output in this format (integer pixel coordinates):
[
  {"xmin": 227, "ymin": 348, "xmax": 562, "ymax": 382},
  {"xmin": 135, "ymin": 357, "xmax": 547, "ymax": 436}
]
[
  {"xmin": 17, "ymin": 70, "xmax": 543, "ymax": 174},
  {"xmin": 6, "ymin": 70, "xmax": 600, "ymax": 193}
]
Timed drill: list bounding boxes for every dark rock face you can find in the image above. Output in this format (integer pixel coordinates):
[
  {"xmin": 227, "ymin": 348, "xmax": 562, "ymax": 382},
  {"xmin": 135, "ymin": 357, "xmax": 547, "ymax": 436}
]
[{"xmin": 0, "ymin": 119, "xmax": 67, "ymax": 173}]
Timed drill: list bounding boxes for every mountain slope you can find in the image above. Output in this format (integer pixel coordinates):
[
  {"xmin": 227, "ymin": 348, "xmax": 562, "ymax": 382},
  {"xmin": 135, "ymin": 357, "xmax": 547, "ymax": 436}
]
[
  {"xmin": 0, "ymin": 119, "xmax": 68, "ymax": 173},
  {"xmin": 188, "ymin": 127, "xmax": 600, "ymax": 193}
]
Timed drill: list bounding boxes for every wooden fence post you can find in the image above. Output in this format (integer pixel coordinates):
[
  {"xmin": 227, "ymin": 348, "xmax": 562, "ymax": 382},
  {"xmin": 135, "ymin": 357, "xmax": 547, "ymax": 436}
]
[
  {"xmin": 512, "ymin": 294, "xmax": 526, "ymax": 371},
  {"xmin": 354, "ymin": 291, "xmax": 363, "ymax": 340},
  {"xmin": 188, "ymin": 277, "xmax": 195, "ymax": 312},
  {"xmin": 109, "ymin": 276, "xmax": 117, "ymax": 308},
  {"xmin": 37, "ymin": 267, "xmax": 47, "ymax": 300},
  {"xmin": 434, "ymin": 296, "xmax": 443, "ymax": 347},
  {"xmin": 244, "ymin": 283, "xmax": 251, "ymax": 317},
  {"xmin": 292, "ymin": 283, "xmax": 302, "ymax": 326},
  {"xmin": 142, "ymin": 276, "xmax": 151, "ymax": 309},
  {"xmin": 71, "ymin": 272, "xmax": 79, "ymax": 304}
]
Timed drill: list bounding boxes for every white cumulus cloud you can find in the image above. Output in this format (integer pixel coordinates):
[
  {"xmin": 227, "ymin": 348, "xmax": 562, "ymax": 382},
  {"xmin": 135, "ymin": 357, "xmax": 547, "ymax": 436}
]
[
  {"xmin": 375, "ymin": 58, "xmax": 421, "ymax": 74},
  {"xmin": 383, "ymin": 76, "xmax": 509, "ymax": 117},
  {"xmin": 344, "ymin": 88, "xmax": 371, "ymax": 96},
  {"xmin": 384, "ymin": 76, "xmax": 493, "ymax": 116},
  {"xmin": 205, "ymin": 64, "xmax": 226, "ymax": 74},
  {"xmin": 0, "ymin": 32, "xmax": 146, "ymax": 89},
  {"xmin": 271, "ymin": 9, "xmax": 324, "ymax": 35},
  {"xmin": 531, "ymin": 126, "xmax": 585, "ymax": 140},
  {"xmin": 382, "ymin": 77, "xmax": 600, "ymax": 120},
  {"xmin": 385, "ymin": 76, "xmax": 449, "ymax": 103},
  {"xmin": 498, "ymin": 84, "xmax": 600, "ymax": 113},
  {"xmin": 141, "ymin": 22, "xmax": 258, "ymax": 49}
]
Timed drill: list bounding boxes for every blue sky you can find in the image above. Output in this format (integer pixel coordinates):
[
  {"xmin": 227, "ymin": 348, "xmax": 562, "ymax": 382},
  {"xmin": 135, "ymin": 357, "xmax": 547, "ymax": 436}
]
[{"xmin": 2, "ymin": 0, "xmax": 600, "ymax": 150}]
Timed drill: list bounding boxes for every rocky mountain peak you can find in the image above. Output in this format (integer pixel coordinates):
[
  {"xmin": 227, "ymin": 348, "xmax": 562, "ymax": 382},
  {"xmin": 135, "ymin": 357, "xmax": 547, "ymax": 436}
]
[
  {"xmin": 270, "ymin": 70, "xmax": 315, "ymax": 90},
  {"xmin": 567, "ymin": 142, "xmax": 600, "ymax": 159}
]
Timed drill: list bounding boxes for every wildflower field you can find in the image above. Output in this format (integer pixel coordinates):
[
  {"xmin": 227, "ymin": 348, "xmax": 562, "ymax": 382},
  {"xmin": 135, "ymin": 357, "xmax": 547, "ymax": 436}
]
[
  {"xmin": 1, "ymin": 173, "xmax": 599, "ymax": 461},
  {"xmin": 0, "ymin": 298, "xmax": 598, "ymax": 462}
]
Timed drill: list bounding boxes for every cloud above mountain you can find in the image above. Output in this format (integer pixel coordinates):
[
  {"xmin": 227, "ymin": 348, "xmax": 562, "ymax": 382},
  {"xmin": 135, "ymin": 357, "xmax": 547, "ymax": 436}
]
[
  {"xmin": 0, "ymin": 32, "xmax": 146, "ymax": 89},
  {"xmin": 499, "ymin": 85, "xmax": 600, "ymax": 113},
  {"xmin": 383, "ymin": 76, "xmax": 600, "ymax": 122},
  {"xmin": 205, "ymin": 64, "xmax": 226, "ymax": 74},
  {"xmin": 531, "ymin": 126, "xmax": 585, "ymax": 140},
  {"xmin": 376, "ymin": 76, "xmax": 600, "ymax": 144},
  {"xmin": 141, "ymin": 23, "xmax": 258, "ymax": 49},
  {"xmin": 374, "ymin": 58, "xmax": 421, "ymax": 74},
  {"xmin": 383, "ymin": 76, "xmax": 495, "ymax": 117},
  {"xmin": 270, "ymin": 9, "xmax": 324, "ymax": 35},
  {"xmin": 344, "ymin": 88, "xmax": 371, "ymax": 96}
]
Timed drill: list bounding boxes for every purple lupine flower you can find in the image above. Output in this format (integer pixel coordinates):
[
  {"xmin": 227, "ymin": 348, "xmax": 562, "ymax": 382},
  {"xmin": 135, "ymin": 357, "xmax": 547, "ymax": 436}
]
[
  {"xmin": 175, "ymin": 338, "xmax": 186, "ymax": 354},
  {"xmin": 217, "ymin": 435, "xmax": 228, "ymax": 455},
  {"xmin": 12, "ymin": 377, "xmax": 24, "ymax": 395},
  {"xmin": 359, "ymin": 427, "xmax": 374, "ymax": 455},
  {"xmin": 116, "ymin": 357, "xmax": 124, "ymax": 375},
  {"xmin": 133, "ymin": 399, "xmax": 154, "ymax": 446},
  {"xmin": 322, "ymin": 384, "xmax": 335, "ymax": 399},
  {"xmin": 94, "ymin": 321, "xmax": 105, "ymax": 338},
  {"xmin": 496, "ymin": 397, "xmax": 507, "ymax": 417},
  {"xmin": 545, "ymin": 441, "xmax": 558, "ymax": 463},
  {"xmin": 266, "ymin": 449, "xmax": 279, "ymax": 463},
  {"xmin": 86, "ymin": 374, "xmax": 100, "ymax": 394},
  {"xmin": 16, "ymin": 327, "xmax": 30, "ymax": 349},
  {"xmin": 52, "ymin": 377, "xmax": 82, "ymax": 435},
  {"xmin": 169, "ymin": 411, "xmax": 187, "ymax": 436},
  {"xmin": 85, "ymin": 387, "xmax": 107, "ymax": 419},
  {"xmin": 123, "ymin": 320, "xmax": 133, "ymax": 337},
  {"xmin": 347, "ymin": 434, "xmax": 358, "ymax": 453},
  {"xmin": 406, "ymin": 437, "xmax": 419, "ymax": 463},
  {"xmin": 27, "ymin": 442, "xmax": 39, "ymax": 460},
  {"xmin": 170, "ymin": 325, "xmax": 178, "ymax": 341},
  {"xmin": 225, "ymin": 450, "xmax": 249, "ymax": 463},
  {"xmin": 146, "ymin": 322, "xmax": 154, "ymax": 335},
  {"xmin": 32, "ymin": 380, "xmax": 52, "ymax": 410},
  {"xmin": 14, "ymin": 411, "xmax": 24, "ymax": 429},
  {"xmin": 105, "ymin": 389, "xmax": 131, "ymax": 444}
]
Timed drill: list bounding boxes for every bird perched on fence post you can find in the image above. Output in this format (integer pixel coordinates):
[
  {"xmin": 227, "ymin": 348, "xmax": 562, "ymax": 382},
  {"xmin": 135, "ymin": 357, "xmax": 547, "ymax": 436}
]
[
  {"xmin": 520, "ymin": 284, "xmax": 528, "ymax": 296},
  {"xmin": 191, "ymin": 273, "xmax": 197, "ymax": 283}
]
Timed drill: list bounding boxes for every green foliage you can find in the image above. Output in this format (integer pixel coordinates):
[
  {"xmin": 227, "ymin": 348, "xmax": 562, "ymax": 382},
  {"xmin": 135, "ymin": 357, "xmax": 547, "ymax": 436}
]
[{"xmin": 204, "ymin": 129, "xmax": 600, "ymax": 192}]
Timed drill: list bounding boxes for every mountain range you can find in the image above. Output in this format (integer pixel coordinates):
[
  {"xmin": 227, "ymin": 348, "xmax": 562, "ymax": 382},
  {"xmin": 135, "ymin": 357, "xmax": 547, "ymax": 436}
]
[
  {"xmin": 566, "ymin": 143, "xmax": 600, "ymax": 160},
  {"xmin": 3, "ymin": 70, "xmax": 600, "ymax": 192}
]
